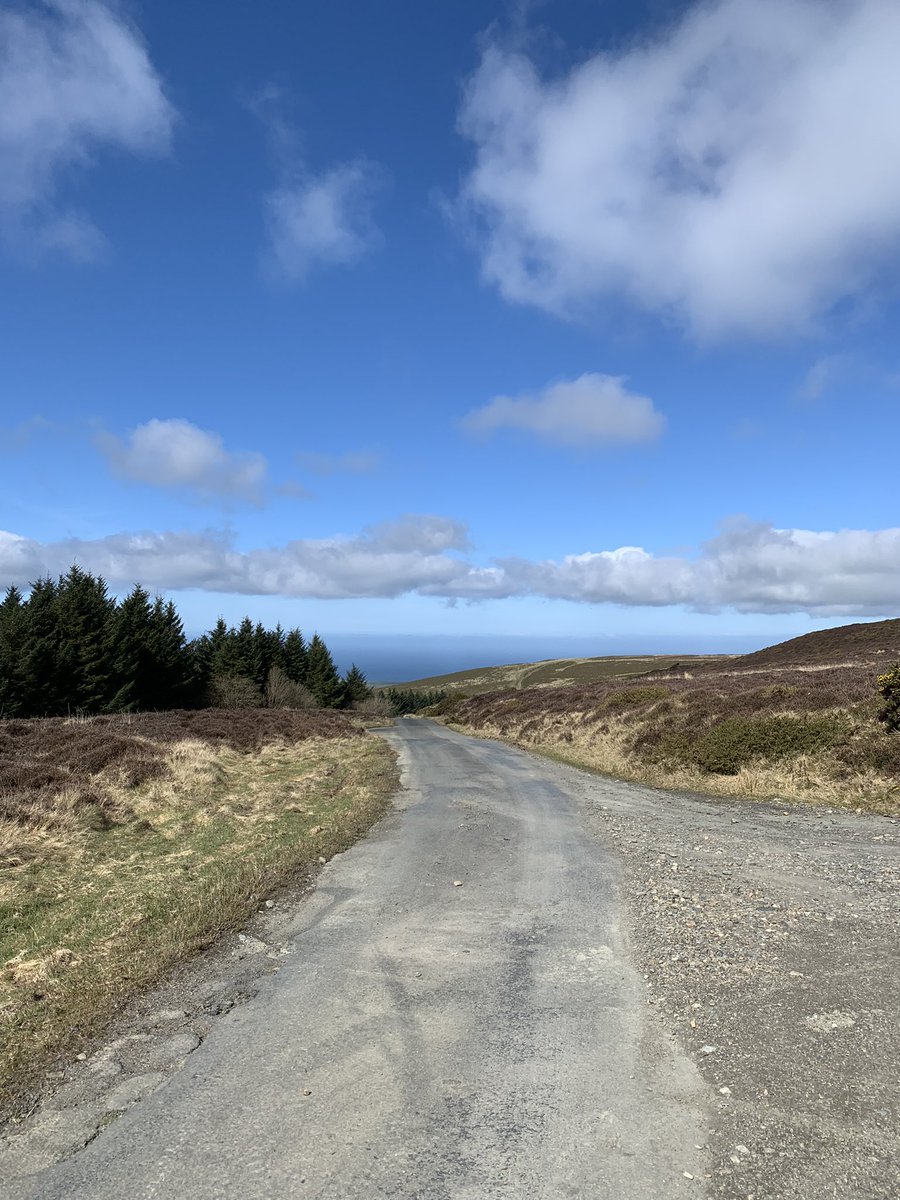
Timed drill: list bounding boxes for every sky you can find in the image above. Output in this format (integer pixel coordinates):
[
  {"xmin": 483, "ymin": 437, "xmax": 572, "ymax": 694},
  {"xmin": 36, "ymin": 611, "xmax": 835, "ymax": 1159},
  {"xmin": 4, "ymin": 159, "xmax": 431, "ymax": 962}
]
[{"xmin": 1, "ymin": 0, "xmax": 899, "ymax": 674}]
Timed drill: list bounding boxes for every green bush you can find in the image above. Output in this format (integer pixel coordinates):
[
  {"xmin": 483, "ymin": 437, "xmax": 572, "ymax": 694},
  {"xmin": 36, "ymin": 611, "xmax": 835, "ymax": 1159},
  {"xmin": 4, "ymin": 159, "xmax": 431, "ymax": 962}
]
[
  {"xmin": 694, "ymin": 715, "xmax": 845, "ymax": 775},
  {"xmin": 876, "ymin": 664, "xmax": 900, "ymax": 732}
]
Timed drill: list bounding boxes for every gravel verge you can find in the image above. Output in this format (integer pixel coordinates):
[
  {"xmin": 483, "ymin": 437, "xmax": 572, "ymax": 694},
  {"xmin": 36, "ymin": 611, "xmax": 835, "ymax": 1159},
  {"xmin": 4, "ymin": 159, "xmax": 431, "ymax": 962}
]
[{"xmin": 546, "ymin": 754, "xmax": 900, "ymax": 1200}]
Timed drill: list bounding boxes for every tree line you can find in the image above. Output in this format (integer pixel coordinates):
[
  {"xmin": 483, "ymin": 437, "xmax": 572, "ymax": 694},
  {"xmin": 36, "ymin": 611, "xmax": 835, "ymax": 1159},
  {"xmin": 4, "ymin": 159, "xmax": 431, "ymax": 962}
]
[{"xmin": 0, "ymin": 567, "xmax": 371, "ymax": 718}]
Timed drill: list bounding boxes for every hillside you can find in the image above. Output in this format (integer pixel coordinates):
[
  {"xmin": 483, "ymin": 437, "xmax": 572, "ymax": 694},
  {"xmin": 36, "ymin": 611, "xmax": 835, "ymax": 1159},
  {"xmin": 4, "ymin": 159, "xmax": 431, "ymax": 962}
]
[
  {"xmin": 733, "ymin": 618, "xmax": 900, "ymax": 670},
  {"xmin": 393, "ymin": 654, "xmax": 730, "ymax": 695},
  {"xmin": 432, "ymin": 620, "xmax": 900, "ymax": 816}
]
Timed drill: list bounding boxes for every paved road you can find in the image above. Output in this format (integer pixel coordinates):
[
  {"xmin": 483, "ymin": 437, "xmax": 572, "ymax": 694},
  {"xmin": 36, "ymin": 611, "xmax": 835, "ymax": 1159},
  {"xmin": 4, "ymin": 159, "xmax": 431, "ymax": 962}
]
[{"xmin": 17, "ymin": 720, "xmax": 709, "ymax": 1199}]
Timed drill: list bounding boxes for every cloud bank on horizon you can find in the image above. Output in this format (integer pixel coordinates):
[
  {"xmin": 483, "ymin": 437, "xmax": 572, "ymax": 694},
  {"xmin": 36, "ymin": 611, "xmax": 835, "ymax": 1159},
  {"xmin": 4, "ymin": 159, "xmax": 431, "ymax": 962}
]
[{"xmin": 1, "ymin": 517, "xmax": 898, "ymax": 618}]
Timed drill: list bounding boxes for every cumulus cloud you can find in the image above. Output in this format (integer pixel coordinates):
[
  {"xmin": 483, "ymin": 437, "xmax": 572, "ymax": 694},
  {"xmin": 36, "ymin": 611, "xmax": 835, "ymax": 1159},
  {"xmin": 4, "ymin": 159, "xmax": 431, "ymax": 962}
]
[
  {"xmin": 0, "ymin": 0, "xmax": 174, "ymax": 256},
  {"xmin": 97, "ymin": 419, "xmax": 268, "ymax": 505},
  {"xmin": 462, "ymin": 373, "xmax": 665, "ymax": 445},
  {"xmin": 457, "ymin": 0, "xmax": 900, "ymax": 339},
  {"xmin": 1, "ymin": 517, "xmax": 899, "ymax": 616},
  {"xmin": 265, "ymin": 161, "xmax": 385, "ymax": 281}
]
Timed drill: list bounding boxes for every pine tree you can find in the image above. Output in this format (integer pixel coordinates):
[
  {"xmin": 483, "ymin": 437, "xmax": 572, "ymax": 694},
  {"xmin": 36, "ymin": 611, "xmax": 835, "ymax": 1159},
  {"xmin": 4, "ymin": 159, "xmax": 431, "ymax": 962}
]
[
  {"xmin": 342, "ymin": 663, "xmax": 371, "ymax": 707},
  {"xmin": 54, "ymin": 567, "xmax": 115, "ymax": 712},
  {"xmin": 305, "ymin": 634, "xmax": 343, "ymax": 708},
  {"xmin": 105, "ymin": 584, "xmax": 154, "ymax": 711},
  {"xmin": 18, "ymin": 577, "xmax": 60, "ymax": 715},
  {"xmin": 0, "ymin": 586, "xmax": 25, "ymax": 716},
  {"xmin": 233, "ymin": 616, "xmax": 261, "ymax": 682},
  {"xmin": 147, "ymin": 597, "xmax": 194, "ymax": 709},
  {"xmin": 283, "ymin": 628, "xmax": 308, "ymax": 684}
]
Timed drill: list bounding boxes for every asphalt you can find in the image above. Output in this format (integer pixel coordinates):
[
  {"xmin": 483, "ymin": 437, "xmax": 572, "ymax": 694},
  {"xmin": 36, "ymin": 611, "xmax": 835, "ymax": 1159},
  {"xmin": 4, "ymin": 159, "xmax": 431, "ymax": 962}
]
[{"xmin": 12, "ymin": 719, "xmax": 710, "ymax": 1200}]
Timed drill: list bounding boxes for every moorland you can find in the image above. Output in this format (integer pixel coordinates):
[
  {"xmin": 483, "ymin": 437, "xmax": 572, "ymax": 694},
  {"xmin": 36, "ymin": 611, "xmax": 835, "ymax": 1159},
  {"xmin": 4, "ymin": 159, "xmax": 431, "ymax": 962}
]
[{"xmin": 430, "ymin": 619, "xmax": 900, "ymax": 816}]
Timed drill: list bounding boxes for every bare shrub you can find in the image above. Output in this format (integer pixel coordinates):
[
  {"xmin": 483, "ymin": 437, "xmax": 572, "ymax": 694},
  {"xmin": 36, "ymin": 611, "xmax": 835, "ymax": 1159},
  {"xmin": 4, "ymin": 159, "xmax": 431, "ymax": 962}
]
[
  {"xmin": 207, "ymin": 674, "xmax": 261, "ymax": 709},
  {"xmin": 352, "ymin": 693, "xmax": 394, "ymax": 718},
  {"xmin": 264, "ymin": 666, "xmax": 315, "ymax": 710}
]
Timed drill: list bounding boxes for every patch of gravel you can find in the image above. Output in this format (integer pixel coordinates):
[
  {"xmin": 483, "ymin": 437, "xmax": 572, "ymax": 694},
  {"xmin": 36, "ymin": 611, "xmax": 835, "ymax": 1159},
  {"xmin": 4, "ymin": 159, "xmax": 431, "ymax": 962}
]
[{"xmin": 554, "ymin": 760, "xmax": 900, "ymax": 1200}]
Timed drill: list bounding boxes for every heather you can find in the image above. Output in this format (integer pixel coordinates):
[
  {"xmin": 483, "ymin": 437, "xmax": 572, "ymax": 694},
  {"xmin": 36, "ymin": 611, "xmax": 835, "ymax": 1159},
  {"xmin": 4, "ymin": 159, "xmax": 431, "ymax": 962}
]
[
  {"xmin": 436, "ymin": 621, "xmax": 900, "ymax": 815},
  {"xmin": 0, "ymin": 709, "xmax": 396, "ymax": 1115}
]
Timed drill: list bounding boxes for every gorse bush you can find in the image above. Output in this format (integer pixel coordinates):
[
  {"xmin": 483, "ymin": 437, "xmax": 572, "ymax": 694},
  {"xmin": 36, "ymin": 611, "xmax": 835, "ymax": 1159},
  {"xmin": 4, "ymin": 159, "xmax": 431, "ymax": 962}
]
[
  {"xmin": 692, "ymin": 715, "xmax": 846, "ymax": 775},
  {"xmin": 876, "ymin": 664, "xmax": 900, "ymax": 732}
]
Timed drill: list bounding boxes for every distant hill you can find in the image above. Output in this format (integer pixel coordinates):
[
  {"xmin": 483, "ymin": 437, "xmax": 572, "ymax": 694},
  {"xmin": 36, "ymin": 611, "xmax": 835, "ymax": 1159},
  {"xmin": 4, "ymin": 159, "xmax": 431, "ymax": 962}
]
[
  {"xmin": 391, "ymin": 654, "xmax": 730, "ymax": 695},
  {"xmin": 734, "ymin": 619, "xmax": 900, "ymax": 670}
]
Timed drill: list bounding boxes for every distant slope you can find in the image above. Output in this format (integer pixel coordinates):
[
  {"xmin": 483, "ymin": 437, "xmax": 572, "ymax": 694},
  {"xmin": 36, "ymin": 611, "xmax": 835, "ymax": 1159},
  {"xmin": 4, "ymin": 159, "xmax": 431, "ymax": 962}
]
[
  {"xmin": 391, "ymin": 654, "xmax": 730, "ymax": 695},
  {"xmin": 734, "ymin": 619, "xmax": 900, "ymax": 670}
]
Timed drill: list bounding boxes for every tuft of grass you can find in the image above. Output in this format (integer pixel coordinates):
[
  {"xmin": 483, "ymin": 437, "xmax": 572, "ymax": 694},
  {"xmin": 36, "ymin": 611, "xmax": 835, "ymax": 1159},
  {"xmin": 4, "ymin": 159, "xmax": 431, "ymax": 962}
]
[{"xmin": 0, "ymin": 716, "xmax": 397, "ymax": 1118}]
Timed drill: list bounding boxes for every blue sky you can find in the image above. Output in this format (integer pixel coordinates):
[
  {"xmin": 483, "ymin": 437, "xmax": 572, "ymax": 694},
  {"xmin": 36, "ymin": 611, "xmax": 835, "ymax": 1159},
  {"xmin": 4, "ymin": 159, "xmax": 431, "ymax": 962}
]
[{"xmin": 1, "ymin": 0, "xmax": 899, "ymax": 668}]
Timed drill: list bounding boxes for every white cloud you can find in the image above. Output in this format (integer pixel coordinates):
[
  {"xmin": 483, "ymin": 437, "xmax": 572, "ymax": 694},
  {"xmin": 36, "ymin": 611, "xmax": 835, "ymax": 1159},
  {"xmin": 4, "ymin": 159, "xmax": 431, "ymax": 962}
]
[
  {"xmin": 264, "ymin": 161, "xmax": 384, "ymax": 281},
  {"xmin": 0, "ymin": 0, "xmax": 174, "ymax": 256},
  {"xmin": 2, "ymin": 517, "xmax": 899, "ymax": 616},
  {"xmin": 457, "ymin": 0, "xmax": 900, "ymax": 340},
  {"xmin": 97, "ymin": 419, "xmax": 268, "ymax": 505},
  {"xmin": 462, "ymin": 373, "xmax": 665, "ymax": 445}
]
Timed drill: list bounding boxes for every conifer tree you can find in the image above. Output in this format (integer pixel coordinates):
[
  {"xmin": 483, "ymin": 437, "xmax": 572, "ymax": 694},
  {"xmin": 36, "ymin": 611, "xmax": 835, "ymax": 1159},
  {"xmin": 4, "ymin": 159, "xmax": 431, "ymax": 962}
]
[
  {"xmin": 54, "ymin": 567, "xmax": 115, "ymax": 712},
  {"xmin": 105, "ymin": 584, "xmax": 154, "ymax": 711},
  {"xmin": 342, "ymin": 663, "xmax": 371, "ymax": 707},
  {"xmin": 0, "ymin": 586, "xmax": 25, "ymax": 716},
  {"xmin": 19, "ymin": 577, "xmax": 60, "ymax": 715},
  {"xmin": 147, "ymin": 597, "xmax": 194, "ymax": 709},
  {"xmin": 305, "ymin": 633, "xmax": 342, "ymax": 708},
  {"xmin": 283, "ymin": 628, "xmax": 308, "ymax": 684},
  {"xmin": 233, "ymin": 616, "xmax": 261, "ymax": 683}
]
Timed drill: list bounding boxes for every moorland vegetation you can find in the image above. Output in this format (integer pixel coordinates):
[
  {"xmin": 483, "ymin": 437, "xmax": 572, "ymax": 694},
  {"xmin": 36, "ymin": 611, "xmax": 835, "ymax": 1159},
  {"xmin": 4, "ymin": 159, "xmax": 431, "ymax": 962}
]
[
  {"xmin": 434, "ymin": 620, "xmax": 900, "ymax": 815},
  {"xmin": 0, "ymin": 707, "xmax": 397, "ymax": 1116}
]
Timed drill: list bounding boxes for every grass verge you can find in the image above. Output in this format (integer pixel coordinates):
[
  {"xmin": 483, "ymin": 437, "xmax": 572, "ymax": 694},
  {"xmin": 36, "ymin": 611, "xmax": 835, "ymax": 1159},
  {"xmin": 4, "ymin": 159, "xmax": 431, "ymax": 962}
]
[{"xmin": 0, "ymin": 716, "xmax": 397, "ymax": 1118}]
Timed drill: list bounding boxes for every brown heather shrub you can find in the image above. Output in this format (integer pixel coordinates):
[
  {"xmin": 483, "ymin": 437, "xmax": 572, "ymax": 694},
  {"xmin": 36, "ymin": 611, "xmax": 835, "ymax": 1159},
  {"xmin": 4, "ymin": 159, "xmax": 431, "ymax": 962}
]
[
  {"xmin": 438, "ymin": 651, "xmax": 898, "ymax": 808},
  {"xmin": 0, "ymin": 708, "xmax": 363, "ymax": 847}
]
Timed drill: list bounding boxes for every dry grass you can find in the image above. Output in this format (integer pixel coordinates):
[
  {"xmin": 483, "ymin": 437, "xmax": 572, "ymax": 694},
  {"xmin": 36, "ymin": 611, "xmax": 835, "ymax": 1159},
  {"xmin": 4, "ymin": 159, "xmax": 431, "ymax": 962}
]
[
  {"xmin": 0, "ymin": 711, "xmax": 397, "ymax": 1116},
  {"xmin": 391, "ymin": 654, "xmax": 729, "ymax": 695},
  {"xmin": 437, "ymin": 638, "xmax": 900, "ymax": 816}
]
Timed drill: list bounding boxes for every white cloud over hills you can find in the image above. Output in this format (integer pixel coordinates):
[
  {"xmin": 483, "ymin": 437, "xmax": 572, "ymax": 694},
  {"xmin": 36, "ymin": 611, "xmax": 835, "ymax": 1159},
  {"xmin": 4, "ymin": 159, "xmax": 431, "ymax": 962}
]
[
  {"xmin": 458, "ymin": 0, "xmax": 900, "ymax": 339},
  {"xmin": 1, "ymin": 517, "xmax": 899, "ymax": 617},
  {"xmin": 0, "ymin": 0, "xmax": 174, "ymax": 257}
]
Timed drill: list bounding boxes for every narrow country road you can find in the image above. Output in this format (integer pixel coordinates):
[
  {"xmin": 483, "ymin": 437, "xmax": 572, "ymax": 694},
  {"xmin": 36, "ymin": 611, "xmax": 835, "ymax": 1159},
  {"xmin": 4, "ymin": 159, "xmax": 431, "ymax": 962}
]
[{"xmin": 12, "ymin": 719, "xmax": 709, "ymax": 1200}]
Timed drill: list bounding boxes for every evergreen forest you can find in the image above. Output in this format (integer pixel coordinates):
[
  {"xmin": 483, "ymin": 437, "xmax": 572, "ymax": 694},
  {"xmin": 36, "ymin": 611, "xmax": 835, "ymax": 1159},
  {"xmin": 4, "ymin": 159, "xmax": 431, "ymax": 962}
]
[{"xmin": 0, "ymin": 567, "xmax": 371, "ymax": 717}]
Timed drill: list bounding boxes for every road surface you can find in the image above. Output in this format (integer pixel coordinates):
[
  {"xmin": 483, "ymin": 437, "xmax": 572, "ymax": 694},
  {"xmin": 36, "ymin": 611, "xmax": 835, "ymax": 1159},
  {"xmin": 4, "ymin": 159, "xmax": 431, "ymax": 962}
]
[{"xmin": 12, "ymin": 719, "xmax": 709, "ymax": 1199}]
